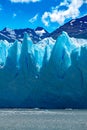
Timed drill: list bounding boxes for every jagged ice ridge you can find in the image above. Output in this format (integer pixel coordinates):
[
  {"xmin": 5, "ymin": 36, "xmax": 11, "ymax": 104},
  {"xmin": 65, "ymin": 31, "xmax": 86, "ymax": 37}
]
[{"xmin": 0, "ymin": 32, "xmax": 87, "ymax": 108}]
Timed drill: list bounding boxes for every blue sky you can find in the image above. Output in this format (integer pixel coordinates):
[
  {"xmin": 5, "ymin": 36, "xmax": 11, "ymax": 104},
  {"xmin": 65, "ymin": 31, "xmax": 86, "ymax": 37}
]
[{"xmin": 0, "ymin": 0, "xmax": 87, "ymax": 32}]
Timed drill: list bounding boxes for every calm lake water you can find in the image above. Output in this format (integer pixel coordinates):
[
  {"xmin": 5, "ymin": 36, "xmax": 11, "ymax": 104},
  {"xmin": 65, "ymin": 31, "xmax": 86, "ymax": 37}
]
[{"xmin": 0, "ymin": 109, "xmax": 87, "ymax": 130}]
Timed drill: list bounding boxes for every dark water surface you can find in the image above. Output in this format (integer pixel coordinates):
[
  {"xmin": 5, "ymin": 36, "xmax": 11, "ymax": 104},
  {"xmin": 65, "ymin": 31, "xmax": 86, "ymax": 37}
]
[{"xmin": 0, "ymin": 109, "xmax": 87, "ymax": 130}]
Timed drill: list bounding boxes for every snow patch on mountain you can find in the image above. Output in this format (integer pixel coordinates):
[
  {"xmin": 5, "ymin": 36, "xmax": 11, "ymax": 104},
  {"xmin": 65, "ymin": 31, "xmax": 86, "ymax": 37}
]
[{"xmin": 35, "ymin": 29, "xmax": 46, "ymax": 37}]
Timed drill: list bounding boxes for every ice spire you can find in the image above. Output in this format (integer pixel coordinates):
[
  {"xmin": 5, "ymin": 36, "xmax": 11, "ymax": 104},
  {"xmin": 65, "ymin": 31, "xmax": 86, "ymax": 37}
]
[{"xmin": 5, "ymin": 40, "xmax": 18, "ymax": 70}]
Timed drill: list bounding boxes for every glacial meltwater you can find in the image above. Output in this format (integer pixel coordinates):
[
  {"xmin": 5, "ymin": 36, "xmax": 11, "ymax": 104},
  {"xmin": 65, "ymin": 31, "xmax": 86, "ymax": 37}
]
[{"xmin": 0, "ymin": 109, "xmax": 87, "ymax": 130}]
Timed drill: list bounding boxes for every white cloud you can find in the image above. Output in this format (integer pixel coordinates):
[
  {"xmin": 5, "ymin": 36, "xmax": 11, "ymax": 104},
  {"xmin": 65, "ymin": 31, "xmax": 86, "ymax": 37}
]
[
  {"xmin": 0, "ymin": 8, "xmax": 2, "ymax": 11},
  {"xmin": 10, "ymin": 0, "xmax": 40, "ymax": 3},
  {"xmin": 42, "ymin": 0, "xmax": 86, "ymax": 26},
  {"xmin": 42, "ymin": 12, "xmax": 50, "ymax": 26},
  {"xmin": 29, "ymin": 14, "xmax": 38, "ymax": 23},
  {"xmin": 13, "ymin": 13, "xmax": 17, "ymax": 18},
  {"xmin": 0, "ymin": 4, "xmax": 2, "ymax": 11},
  {"xmin": 59, "ymin": 0, "xmax": 70, "ymax": 7}
]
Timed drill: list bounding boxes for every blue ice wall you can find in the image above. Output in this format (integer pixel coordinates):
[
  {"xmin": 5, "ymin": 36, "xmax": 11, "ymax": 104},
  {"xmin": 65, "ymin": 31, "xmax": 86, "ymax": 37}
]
[{"xmin": 0, "ymin": 32, "xmax": 87, "ymax": 108}]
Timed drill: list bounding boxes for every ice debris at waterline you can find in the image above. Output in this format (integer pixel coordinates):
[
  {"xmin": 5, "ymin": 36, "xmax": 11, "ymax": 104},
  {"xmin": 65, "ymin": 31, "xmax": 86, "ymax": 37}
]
[{"xmin": 0, "ymin": 31, "xmax": 87, "ymax": 108}]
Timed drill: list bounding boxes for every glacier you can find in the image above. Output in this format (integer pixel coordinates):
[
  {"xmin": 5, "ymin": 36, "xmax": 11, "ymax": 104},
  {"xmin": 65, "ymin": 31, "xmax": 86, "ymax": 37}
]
[{"xmin": 0, "ymin": 31, "xmax": 87, "ymax": 108}]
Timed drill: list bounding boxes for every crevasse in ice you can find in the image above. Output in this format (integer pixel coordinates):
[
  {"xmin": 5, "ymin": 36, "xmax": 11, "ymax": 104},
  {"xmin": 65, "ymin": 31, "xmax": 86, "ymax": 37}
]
[{"xmin": 0, "ymin": 31, "xmax": 87, "ymax": 108}]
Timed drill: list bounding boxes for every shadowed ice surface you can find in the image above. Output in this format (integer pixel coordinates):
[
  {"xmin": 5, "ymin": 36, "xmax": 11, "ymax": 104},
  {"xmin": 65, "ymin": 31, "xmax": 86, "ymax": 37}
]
[{"xmin": 0, "ymin": 109, "xmax": 87, "ymax": 130}]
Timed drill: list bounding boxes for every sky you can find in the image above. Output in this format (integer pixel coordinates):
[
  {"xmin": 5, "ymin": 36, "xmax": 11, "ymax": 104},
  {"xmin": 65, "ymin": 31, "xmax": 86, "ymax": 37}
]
[{"xmin": 0, "ymin": 0, "xmax": 87, "ymax": 32}]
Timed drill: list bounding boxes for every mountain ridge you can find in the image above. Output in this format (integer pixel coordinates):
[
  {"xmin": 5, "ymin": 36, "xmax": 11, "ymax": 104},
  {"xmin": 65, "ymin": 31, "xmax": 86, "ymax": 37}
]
[
  {"xmin": 0, "ymin": 15, "xmax": 87, "ymax": 43},
  {"xmin": 50, "ymin": 15, "xmax": 87, "ymax": 39},
  {"xmin": 0, "ymin": 27, "xmax": 49, "ymax": 43}
]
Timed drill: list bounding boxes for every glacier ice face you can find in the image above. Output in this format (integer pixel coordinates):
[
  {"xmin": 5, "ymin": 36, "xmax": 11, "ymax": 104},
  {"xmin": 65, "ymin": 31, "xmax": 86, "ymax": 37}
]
[
  {"xmin": 0, "ymin": 31, "xmax": 87, "ymax": 108},
  {"xmin": 0, "ymin": 41, "xmax": 7, "ymax": 67}
]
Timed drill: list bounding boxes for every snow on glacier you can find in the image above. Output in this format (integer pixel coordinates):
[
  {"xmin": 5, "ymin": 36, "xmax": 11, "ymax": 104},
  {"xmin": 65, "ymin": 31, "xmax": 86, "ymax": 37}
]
[{"xmin": 0, "ymin": 31, "xmax": 87, "ymax": 108}]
